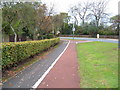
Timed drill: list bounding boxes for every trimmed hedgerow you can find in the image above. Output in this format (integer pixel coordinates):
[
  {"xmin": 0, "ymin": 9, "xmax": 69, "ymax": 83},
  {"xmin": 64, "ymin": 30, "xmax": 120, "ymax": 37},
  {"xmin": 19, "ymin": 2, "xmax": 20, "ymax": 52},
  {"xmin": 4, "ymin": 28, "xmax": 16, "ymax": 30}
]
[{"xmin": 2, "ymin": 38, "xmax": 60, "ymax": 69}]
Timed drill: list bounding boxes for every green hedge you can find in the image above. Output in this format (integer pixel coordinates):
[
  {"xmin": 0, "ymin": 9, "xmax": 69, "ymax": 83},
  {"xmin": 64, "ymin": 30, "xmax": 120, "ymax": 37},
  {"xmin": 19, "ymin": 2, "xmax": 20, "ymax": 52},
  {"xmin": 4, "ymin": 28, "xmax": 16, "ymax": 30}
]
[{"xmin": 2, "ymin": 38, "xmax": 60, "ymax": 69}]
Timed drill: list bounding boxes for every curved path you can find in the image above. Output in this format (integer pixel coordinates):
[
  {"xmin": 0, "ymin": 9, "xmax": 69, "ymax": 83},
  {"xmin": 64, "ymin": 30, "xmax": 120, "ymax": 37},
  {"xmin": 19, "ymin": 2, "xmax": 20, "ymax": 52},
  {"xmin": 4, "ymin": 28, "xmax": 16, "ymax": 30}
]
[
  {"xmin": 3, "ymin": 41, "xmax": 68, "ymax": 88},
  {"xmin": 37, "ymin": 40, "xmax": 79, "ymax": 88},
  {"xmin": 3, "ymin": 40, "xmax": 91, "ymax": 89},
  {"xmin": 60, "ymin": 37, "xmax": 118, "ymax": 43},
  {"xmin": 36, "ymin": 40, "xmax": 91, "ymax": 88}
]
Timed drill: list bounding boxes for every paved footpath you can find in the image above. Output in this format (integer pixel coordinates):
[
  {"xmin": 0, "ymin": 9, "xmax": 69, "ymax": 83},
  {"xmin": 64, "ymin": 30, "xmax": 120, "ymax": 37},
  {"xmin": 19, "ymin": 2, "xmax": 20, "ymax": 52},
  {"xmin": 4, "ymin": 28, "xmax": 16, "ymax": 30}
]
[
  {"xmin": 37, "ymin": 40, "xmax": 90, "ymax": 88},
  {"xmin": 3, "ymin": 41, "xmax": 68, "ymax": 88},
  {"xmin": 60, "ymin": 37, "xmax": 118, "ymax": 43},
  {"xmin": 2, "ymin": 40, "xmax": 91, "ymax": 88}
]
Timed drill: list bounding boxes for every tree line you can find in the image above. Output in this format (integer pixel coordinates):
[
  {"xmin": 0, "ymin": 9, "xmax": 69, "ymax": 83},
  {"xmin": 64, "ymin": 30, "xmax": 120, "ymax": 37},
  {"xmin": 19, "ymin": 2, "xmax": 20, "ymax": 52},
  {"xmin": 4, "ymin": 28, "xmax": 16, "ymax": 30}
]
[
  {"xmin": 61, "ymin": 0, "xmax": 119, "ymax": 36},
  {"xmin": 1, "ymin": 2, "xmax": 69, "ymax": 42},
  {"xmin": 1, "ymin": 1, "xmax": 119, "ymax": 42}
]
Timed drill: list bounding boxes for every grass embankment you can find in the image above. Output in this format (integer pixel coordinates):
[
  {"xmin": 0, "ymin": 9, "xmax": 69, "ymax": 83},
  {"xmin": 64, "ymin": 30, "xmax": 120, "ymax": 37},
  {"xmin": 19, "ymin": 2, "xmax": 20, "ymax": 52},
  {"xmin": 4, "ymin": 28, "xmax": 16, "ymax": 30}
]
[{"xmin": 77, "ymin": 42, "xmax": 118, "ymax": 88}]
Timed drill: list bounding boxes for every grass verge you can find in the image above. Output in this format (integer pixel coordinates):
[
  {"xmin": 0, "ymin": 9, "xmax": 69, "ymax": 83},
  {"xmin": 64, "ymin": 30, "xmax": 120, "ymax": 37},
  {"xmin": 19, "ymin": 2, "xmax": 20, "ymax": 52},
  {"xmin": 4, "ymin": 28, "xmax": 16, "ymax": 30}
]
[{"xmin": 76, "ymin": 41, "xmax": 118, "ymax": 88}]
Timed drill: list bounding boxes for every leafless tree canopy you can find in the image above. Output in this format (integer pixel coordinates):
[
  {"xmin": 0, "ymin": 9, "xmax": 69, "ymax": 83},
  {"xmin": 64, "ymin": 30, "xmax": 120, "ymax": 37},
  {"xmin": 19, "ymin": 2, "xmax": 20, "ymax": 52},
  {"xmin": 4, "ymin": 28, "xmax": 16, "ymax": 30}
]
[
  {"xmin": 69, "ymin": 2, "xmax": 91, "ymax": 25},
  {"xmin": 69, "ymin": 0, "xmax": 109, "ymax": 27},
  {"xmin": 89, "ymin": 0, "xmax": 109, "ymax": 27}
]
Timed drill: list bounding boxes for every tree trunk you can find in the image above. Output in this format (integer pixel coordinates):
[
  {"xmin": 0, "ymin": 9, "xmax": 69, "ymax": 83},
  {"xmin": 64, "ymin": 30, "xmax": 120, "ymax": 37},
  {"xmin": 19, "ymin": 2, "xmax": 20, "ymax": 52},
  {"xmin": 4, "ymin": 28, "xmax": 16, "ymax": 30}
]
[
  {"xmin": 82, "ymin": 20, "xmax": 85, "ymax": 26},
  {"xmin": 74, "ymin": 16, "xmax": 78, "ymax": 25},
  {"xmin": 10, "ymin": 25, "xmax": 17, "ymax": 42},
  {"xmin": 96, "ymin": 20, "xmax": 99, "ymax": 27},
  {"xmin": 18, "ymin": 35, "xmax": 21, "ymax": 42}
]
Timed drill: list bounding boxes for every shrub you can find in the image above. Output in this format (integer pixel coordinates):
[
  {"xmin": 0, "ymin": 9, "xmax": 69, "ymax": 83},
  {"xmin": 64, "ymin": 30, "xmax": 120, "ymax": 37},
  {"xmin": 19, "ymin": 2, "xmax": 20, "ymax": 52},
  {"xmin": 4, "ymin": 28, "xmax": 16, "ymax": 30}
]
[
  {"xmin": 2, "ymin": 38, "xmax": 60, "ymax": 69},
  {"xmin": 38, "ymin": 34, "xmax": 55, "ymax": 40},
  {"xmin": 47, "ymin": 34, "xmax": 55, "ymax": 39}
]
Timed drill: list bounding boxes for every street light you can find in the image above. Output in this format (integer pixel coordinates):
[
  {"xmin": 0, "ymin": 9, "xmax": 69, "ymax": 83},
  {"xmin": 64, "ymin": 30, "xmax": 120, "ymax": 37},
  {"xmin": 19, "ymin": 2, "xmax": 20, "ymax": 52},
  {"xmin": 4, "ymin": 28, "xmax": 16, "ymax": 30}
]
[{"xmin": 72, "ymin": 23, "xmax": 75, "ymax": 40}]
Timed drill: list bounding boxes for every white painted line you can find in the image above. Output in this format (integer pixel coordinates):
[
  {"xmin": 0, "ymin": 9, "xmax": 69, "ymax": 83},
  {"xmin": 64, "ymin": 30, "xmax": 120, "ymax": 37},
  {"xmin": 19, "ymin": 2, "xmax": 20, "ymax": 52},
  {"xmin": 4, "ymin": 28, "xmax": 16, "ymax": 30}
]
[{"xmin": 32, "ymin": 40, "xmax": 70, "ymax": 88}]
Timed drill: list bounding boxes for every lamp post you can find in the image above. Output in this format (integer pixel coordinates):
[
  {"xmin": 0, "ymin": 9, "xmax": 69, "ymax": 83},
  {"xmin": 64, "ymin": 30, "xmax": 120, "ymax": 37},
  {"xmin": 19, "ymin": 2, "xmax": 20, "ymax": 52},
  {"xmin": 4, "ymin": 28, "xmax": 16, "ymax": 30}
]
[{"xmin": 72, "ymin": 23, "xmax": 75, "ymax": 40}]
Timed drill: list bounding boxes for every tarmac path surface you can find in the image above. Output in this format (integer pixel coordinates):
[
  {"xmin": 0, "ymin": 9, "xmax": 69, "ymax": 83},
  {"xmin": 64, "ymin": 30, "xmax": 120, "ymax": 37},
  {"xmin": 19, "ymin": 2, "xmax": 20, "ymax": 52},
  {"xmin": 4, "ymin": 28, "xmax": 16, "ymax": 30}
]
[
  {"xmin": 2, "ymin": 41, "xmax": 68, "ymax": 88},
  {"xmin": 3, "ymin": 40, "xmax": 91, "ymax": 89},
  {"xmin": 37, "ymin": 40, "xmax": 91, "ymax": 88},
  {"xmin": 60, "ymin": 37, "xmax": 118, "ymax": 43}
]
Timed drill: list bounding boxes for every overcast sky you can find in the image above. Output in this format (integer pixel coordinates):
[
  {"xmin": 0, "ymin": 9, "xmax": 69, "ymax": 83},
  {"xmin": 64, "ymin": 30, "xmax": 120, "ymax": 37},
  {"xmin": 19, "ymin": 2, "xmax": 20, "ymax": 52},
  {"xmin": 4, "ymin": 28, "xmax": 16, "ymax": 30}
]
[{"xmin": 41, "ymin": 0, "xmax": 119, "ymax": 17}]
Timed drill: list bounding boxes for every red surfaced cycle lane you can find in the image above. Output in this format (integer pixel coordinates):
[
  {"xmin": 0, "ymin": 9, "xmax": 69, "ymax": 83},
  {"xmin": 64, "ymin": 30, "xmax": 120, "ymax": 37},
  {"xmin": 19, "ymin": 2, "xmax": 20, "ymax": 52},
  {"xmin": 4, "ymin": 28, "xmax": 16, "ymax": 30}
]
[{"xmin": 37, "ymin": 40, "xmax": 80, "ymax": 88}]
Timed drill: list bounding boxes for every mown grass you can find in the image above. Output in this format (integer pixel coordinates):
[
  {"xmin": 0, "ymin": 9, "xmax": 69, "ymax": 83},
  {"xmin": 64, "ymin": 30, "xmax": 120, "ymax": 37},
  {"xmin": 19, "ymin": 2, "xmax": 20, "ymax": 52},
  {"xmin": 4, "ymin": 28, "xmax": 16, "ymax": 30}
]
[{"xmin": 76, "ymin": 41, "xmax": 118, "ymax": 88}]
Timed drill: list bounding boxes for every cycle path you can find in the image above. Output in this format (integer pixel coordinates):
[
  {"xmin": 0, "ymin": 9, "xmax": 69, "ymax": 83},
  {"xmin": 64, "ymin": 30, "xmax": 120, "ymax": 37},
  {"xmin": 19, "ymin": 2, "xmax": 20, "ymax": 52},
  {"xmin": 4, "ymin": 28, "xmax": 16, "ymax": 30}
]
[
  {"xmin": 37, "ymin": 40, "xmax": 91, "ymax": 88},
  {"xmin": 2, "ymin": 41, "xmax": 68, "ymax": 88}
]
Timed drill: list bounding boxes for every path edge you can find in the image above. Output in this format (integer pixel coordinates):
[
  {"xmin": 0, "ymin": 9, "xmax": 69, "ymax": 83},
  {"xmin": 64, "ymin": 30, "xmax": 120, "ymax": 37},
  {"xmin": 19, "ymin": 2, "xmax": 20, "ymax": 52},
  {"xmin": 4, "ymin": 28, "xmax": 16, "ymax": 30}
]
[{"xmin": 32, "ymin": 40, "xmax": 70, "ymax": 88}]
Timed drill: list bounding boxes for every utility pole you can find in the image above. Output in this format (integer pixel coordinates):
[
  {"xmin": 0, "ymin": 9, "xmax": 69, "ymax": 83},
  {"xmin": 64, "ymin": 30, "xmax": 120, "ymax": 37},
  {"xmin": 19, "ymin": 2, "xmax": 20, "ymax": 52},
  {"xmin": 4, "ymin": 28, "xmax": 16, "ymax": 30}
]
[{"xmin": 72, "ymin": 23, "xmax": 75, "ymax": 40}]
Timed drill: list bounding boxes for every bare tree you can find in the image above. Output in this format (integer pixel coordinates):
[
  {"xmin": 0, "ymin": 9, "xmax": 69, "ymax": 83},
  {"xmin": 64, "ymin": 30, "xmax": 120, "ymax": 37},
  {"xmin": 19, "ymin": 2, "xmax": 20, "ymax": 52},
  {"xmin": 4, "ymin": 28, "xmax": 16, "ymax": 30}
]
[
  {"xmin": 47, "ymin": 3, "xmax": 56, "ymax": 16},
  {"xmin": 69, "ymin": 6, "xmax": 78, "ymax": 25},
  {"xmin": 69, "ymin": 2, "xmax": 91, "ymax": 25},
  {"xmin": 89, "ymin": 0, "xmax": 108, "ymax": 27}
]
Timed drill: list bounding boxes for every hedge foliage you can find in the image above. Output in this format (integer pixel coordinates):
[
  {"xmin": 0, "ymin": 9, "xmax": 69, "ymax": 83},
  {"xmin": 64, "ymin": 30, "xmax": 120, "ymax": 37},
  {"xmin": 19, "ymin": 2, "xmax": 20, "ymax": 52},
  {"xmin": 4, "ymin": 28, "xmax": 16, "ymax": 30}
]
[{"xmin": 2, "ymin": 38, "xmax": 60, "ymax": 69}]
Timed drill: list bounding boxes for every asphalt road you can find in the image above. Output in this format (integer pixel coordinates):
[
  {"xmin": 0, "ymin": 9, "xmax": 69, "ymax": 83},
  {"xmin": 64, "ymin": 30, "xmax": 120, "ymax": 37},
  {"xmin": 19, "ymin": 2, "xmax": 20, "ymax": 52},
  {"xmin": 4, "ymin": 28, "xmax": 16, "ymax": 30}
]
[
  {"xmin": 60, "ymin": 37, "xmax": 118, "ymax": 43},
  {"xmin": 2, "ymin": 41, "xmax": 69, "ymax": 88}
]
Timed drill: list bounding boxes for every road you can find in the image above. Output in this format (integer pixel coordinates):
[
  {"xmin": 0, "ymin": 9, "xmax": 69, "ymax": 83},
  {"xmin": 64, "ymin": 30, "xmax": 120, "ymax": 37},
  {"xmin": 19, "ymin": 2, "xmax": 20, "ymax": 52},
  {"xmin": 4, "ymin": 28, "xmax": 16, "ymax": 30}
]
[{"xmin": 60, "ymin": 37, "xmax": 118, "ymax": 43}]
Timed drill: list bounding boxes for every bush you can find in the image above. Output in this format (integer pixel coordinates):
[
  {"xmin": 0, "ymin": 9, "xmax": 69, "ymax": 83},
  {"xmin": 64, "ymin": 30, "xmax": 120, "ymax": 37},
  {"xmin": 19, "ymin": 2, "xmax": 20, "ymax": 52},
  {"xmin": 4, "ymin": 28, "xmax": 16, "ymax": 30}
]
[
  {"xmin": 38, "ymin": 34, "xmax": 55, "ymax": 40},
  {"xmin": 98, "ymin": 29, "xmax": 115, "ymax": 35},
  {"xmin": 2, "ymin": 38, "xmax": 60, "ymax": 69},
  {"xmin": 47, "ymin": 34, "xmax": 55, "ymax": 39}
]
